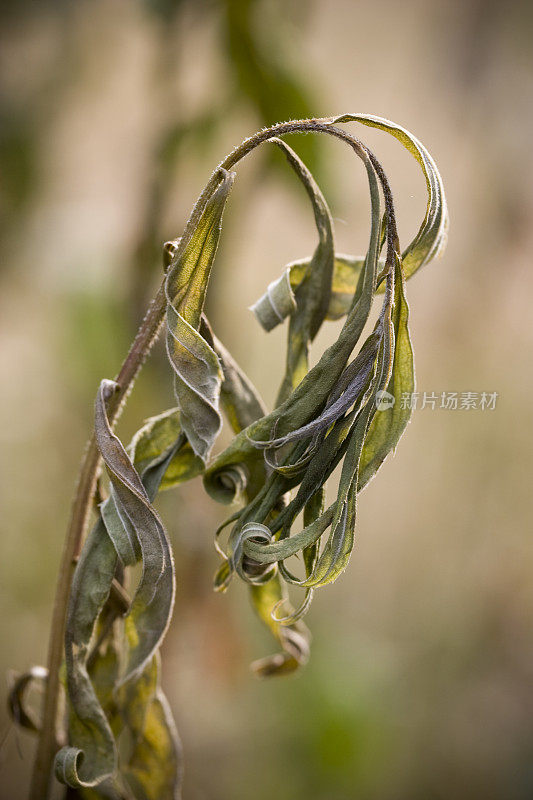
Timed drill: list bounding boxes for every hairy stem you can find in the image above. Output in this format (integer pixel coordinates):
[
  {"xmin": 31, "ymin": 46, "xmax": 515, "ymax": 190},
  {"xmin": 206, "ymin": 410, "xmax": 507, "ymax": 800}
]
[
  {"xmin": 170, "ymin": 117, "xmax": 396, "ymax": 287},
  {"xmin": 29, "ymin": 280, "xmax": 167, "ymax": 800}
]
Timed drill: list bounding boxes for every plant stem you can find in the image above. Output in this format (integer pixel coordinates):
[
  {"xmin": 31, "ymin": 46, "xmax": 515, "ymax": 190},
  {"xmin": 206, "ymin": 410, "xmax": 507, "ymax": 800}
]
[
  {"xmin": 170, "ymin": 117, "xmax": 391, "ymax": 275},
  {"xmin": 29, "ymin": 279, "xmax": 168, "ymax": 800}
]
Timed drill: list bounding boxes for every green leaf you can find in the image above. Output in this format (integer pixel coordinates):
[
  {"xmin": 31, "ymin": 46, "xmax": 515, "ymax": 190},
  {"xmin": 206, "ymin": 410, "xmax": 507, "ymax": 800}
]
[
  {"xmin": 249, "ymin": 577, "xmax": 310, "ymax": 678},
  {"xmin": 332, "ymin": 113, "xmax": 449, "ymax": 279},
  {"xmin": 87, "ymin": 625, "xmax": 122, "ymax": 728},
  {"xmin": 205, "ymin": 323, "xmax": 269, "ymax": 504},
  {"xmin": 55, "ymin": 520, "xmax": 119, "ymax": 788},
  {"xmin": 95, "ymin": 381, "xmax": 176, "ymax": 684},
  {"xmin": 165, "ymin": 170, "xmax": 234, "ymax": 459},
  {"xmin": 300, "ymin": 252, "xmax": 399, "ymax": 588},
  {"xmin": 358, "ymin": 251, "xmax": 415, "ymax": 489},
  {"xmin": 268, "ymin": 138, "xmax": 335, "ymax": 404},
  {"xmin": 129, "ymin": 408, "xmax": 203, "ymax": 492},
  {"xmin": 300, "ymin": 388, "xmax": 377, "ymax": 588},
  {"xmin": 120, "ymin": 654, "xmax": 182, "ymax": 800}
]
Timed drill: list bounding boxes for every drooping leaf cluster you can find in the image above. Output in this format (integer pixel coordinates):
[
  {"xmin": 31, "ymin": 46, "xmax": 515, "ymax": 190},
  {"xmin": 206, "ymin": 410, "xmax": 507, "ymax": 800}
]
[{"xmin": 11, "ymin": 115, "xmax": 447, "ymax": 798}]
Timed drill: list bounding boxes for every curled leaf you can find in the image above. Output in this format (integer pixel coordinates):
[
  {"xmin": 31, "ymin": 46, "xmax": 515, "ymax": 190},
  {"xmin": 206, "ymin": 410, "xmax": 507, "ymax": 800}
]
[
  {"xmin": 280, "ymin": 253, "xmax": 371, "ymax": 320},
  {"xmin": 265, "ymin": 114, "xmax": 447, "ymax": 318},
  {"xmin": 250, "ymin": 577, "xmax": 310, "ymax": 678},
  {"xmin": 209, "ymin": 138, "xmax": 385, "ymax": 602},
  {"xmin": 205, "ymin": 320, "xmax": 311, "ymax": 675},
  {"xmin": 55, "ymin": 520, "xmax": 119, "ymax": 788},
  {"xmin": 332, "ymin": 113, "xmax": 449, "ymax": 277},
  {"xmin": 250, "ymin": 270, "xmax": 296, "ymax": 332},
  {"xmin": 8, "ymin": 666, "xmax": 48, "ymax": 733},
  {"xmin": 57, "ymin": 382, "xmax": 198, "ymax": 790},
  {"xmin": 95, "ymin": 380, "xmax": 175, "ymax": 683}
]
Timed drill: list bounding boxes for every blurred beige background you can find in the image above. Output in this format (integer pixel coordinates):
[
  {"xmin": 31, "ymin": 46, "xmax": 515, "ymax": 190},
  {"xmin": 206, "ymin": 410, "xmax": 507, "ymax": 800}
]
[{"xmin": 1, "ymin": 1, "xmax": 533, "ymax": 798}]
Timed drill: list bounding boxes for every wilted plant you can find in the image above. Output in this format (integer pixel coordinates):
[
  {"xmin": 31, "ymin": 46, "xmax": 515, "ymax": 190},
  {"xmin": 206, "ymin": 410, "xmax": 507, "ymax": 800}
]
[{"xmin": 11, "ymin": 114, "xmax": 447, "ymax": 799}]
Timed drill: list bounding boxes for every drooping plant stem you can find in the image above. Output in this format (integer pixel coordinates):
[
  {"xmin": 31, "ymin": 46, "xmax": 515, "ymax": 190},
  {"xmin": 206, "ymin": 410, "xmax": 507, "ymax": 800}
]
[
  {"xmin": 27, "ymin": 118, "xmax": 347, "ymax": 800},
  {"xmin": 29, "ymin": 280, "xmax": 168, "ymax": 800},
  {"xmin": 29, "ymin": 116, "xmax": 427, "ymax": 799}
]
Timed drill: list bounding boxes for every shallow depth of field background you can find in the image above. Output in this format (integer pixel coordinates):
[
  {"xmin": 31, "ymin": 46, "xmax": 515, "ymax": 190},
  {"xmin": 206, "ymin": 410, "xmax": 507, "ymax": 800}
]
[{"xmin": 1, "ymin": 1, "xmax": 533, "ymax": 798}]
